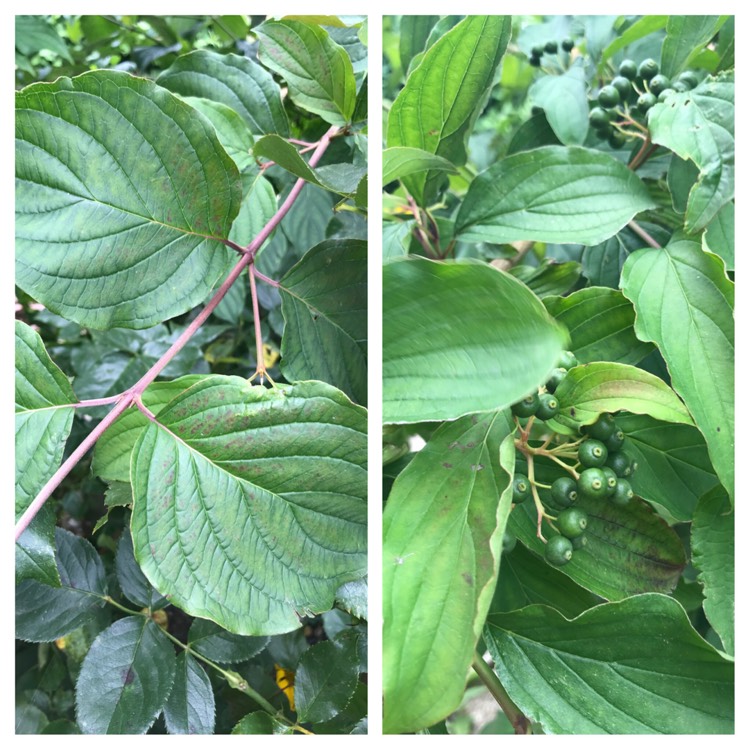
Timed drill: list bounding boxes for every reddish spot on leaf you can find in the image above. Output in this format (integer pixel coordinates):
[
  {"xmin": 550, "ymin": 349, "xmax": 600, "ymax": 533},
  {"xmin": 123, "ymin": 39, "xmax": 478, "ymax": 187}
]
[
  {"xmin": 442, "ymin": 462, "xmax": 453, "ymax": 469},
  {"xmin": 123, "ymin": 667, "xmax": 135, "ymax": 685}
]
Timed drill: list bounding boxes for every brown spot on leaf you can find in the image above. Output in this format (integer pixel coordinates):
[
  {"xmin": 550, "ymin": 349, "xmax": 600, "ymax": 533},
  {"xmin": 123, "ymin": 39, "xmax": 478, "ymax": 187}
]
[
  {"xmin": 123, "ymin": 668, "xmax": 135, "ymax": 685},
  {"xmin": 442, "ymin": 462, "xmax": 453, "ymax": 469},
  {"xmin": 462, "ymin": 572, "xmax": 473, "ymax": 586}
]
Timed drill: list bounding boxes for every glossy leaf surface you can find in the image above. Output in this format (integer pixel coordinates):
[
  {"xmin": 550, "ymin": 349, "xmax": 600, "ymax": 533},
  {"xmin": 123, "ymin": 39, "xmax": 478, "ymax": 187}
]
[
  {"xmin": 188, "ymin": 619, "xmax": 269, "ymax": 664},
  {"xmin": 163, "ymin": 652, "xmax": 215, "ymax": 735}
]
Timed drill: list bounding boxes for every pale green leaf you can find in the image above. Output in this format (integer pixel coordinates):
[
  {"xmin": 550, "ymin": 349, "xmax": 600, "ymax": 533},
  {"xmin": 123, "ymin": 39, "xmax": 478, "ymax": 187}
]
[
  {"xmin": 529, "ymin": 67, "xmax": 588, "ymax": 146},
  {"xmin": 703, "ymin": 201, "xmax": 734, "ymax": 271},
  {"xmin": 661, "ymin": 16, "xmax": 729, "ymax": 78},
  {"xmin": 382, "ymin": 146, "xmax": 458, "ymax": 185},
  {"xmin": 599, "ymin": 16, "xmax": 668, "ymax": 68}
]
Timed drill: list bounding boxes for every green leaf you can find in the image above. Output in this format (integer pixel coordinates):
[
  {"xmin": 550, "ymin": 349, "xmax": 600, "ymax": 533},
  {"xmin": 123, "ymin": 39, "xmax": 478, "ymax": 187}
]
[
  {"xmin": 508, "ymin": 454, "xmax": 686, "ymax": 601},
  {"xmin": 485, "ymin": 594, "xmax": 734, "ymax": 734},
  {"xmin": 382, "ymin": 146, "xmax": 458, "ymax": 185},
  {"xmin": 15, "ymin": 15, "xmax": 73, "ymax": 62},
  {"xmin": 667, "ymin": 154, "xmax": 700, "ymax": 213},
  {"xmin": 617, "ymin": 414, "xmax": 718, "ymax": 522},
  {"xmin": 229, "ymin": 173, "xmax": 277, "ymax": 252},
  {"xmin": 115, "ymin": 528, "xmax": 169, "ymax": 610},
  {"xmin": 188, "ymin": 619, "xmax": 268, "ymax": 664},
  {"xmin": 543, "ymin": 288, "xmax": 654, "ymax": 365},
  {"xmin": 510, "ymin": 261, "xmax": 581, "ymax": 298},
  {"xmin": 692, "ymin": 486, "xmax": 734, "ymax": 656},
  {"xmin": 92, "ymin": 376, "xmax": 209, "ymax": 483},
  {"xmin": 15, "ymin": 700, "xmax": 49, "ymax": 734},
  {"xmin": 661, "ymin": 16, "xmax": 729, "ymax": 78},
  {"xmin": 313, "ymin": 680, "xmax": 368, "ymax": 734},
  {"xmin": 387, "ymin": 16, "xmax": 511, "ymax": 204},
  {"xmin": 383, "ymin": 257, "xmax": 568, "ymax": 424},
  {"xmin": 599, "ymin": 16, "xmax": 668, "ymax": 68},
  {"xmin": 507, "ymin": 112, "xmax": 561, "ymax": 155},
  {"xmin": 16, "ymin": 528, "xmax": 107, "ymax": 642},
  {"xmin": 383, "ymin": 414, "xmax": 515, "ymax": 733},
  {"xmin": 256, "ymin": 20, "xmax": 356, "ymax": 125},
  {"xmin": 16, "ymin": 71, "xmax": 241, "ymax": 330},
  {"xmin": 16, "ymin": 506, "xmax": 59, "ymax": 588},
  {"xmin": 131, "ymin": 377, "xmax": 367, "ymax": 635},
  {"xmin": 335, "ymin": 576, "xmax": 367, "ymax": 620},
  {"xmin": 295, "ymin": 637, "xmax": 360, "ymax": 723},
  {"xmin": 398, "ymin": 15, "xmax": 439, "ymax": 72},
  {"xmin": 529, "ymin": 67, "xmax": 588, "ymax": 146},
  {"xmin": 548, "ymin": 362, "xmax": 693, "ymax": 434},
  {"xmin": 456, "ymin": 146, "xmax": 656, "ymax": 246},
  {"xmin": 232, "ymin": 712, "xmax": 292, "ymax": 734},
  {"xmin": 649, "ymin": 72, "xmax": 734, "ymax": 233},
  {"xmin": 157, "ymin": 50, "xmax": 289, "ymax": 136},
  {"xmin": 163, "ymin": 652, "xmax": 215, "ymax": 735},
  {"xmin": 621, "ymin": 237, "xmax": 734, "ymax": 500},
  {"xmin": 76, "ymin": 617, "xmax": 176, "ymax": 734},
  {"xmin": 491, "ymin": 543, "xmax": 602, "ymax": 619},
  {"xmin": 279, "ymin": 239, "xmax": 367, "ymax": 405},
  {"xmin": 382, "ymin": 221, "xmax": 413, "ymax": 259},
  {"xmin": 703, "ymin": 201, "xmax": 734, "ymax": 271},
  {"xmin": 253, "ymin": 135, "xmax": 366, "ymax": 196}
]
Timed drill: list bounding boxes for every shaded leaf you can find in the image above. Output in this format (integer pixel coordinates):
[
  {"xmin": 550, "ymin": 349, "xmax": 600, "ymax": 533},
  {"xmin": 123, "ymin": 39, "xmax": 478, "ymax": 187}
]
[
  {"xmin": 530, "ymin": 67, "xmax": 588, "ymax": 146},
  {"xmin": 163, "ymin": 652, "xmax": 215, "ymax": 735},
  {"xmin": 661, "ymin": 16, "xmax": 729, "ymax": 78},
  {"xmin": 382, "ymin": 146, "xmax": 457, "ymax": 185},
  {"xmin": 703, "ymin": 201, "xmax": 734, "ymax": 271},
  {"xmin": 232, "ymin": 711, "xmax": 292, "ymax": 734},
  {"xmin": 188, "ymin": 619, "xmax": 268, "ymax": 664},
  {"xmin": 115, "ymin": 528, "xmax": 169, "ymax": 610}
]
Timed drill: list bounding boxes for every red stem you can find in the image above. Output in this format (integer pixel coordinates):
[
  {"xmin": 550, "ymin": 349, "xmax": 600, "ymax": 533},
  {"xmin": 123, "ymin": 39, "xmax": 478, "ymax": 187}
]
[
  {"xmin": 14, "ymin": 125, "xmax": 340, "ymax": 541},
  {"xmin": 248, "ymin": 265, "xmax": 265, "ymax": 380}
]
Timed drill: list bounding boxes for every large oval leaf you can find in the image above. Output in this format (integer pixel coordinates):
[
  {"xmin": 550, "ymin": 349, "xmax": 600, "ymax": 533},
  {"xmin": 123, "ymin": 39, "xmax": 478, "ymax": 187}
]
[
  {"xmin": 485, "ymin": 595, "xmax": 734, "ymax": 734},
  {"xmin": 383, "ymin": 257, "xmax": 568, "ymax": 424},
  {"xmin": 131, "ymin": 377, "xmax": 367, "ymax": 635},
  {"xmin": 621, "ymin": 237, "xmax": 734, "ymax": 500},
  {"xmin": 16, "ymin": 70, "xmax": 242, "ymax": 329},
  {"xmin": 383, "ymin": 413, "xmax": 515, "ymax": 733},
  {"xmin": 76, "ymin": 617, "xmax": 176, "ymax": 734},
  {"xmin": 455, "ymin": 146, "xmax": 656, "ymax": 246},
  {"xmin": 387, "ymin": 15, "xmax": 511, "ymax": 204}
]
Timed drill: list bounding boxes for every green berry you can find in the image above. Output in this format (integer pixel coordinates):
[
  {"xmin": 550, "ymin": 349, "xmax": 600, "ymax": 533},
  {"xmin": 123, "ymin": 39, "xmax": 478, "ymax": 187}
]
[
  {"xmin": 649, "ymin": 74, "xmax": 671, "ymax": 95},
  {"xmin": 602, "ymin": 466, "xmax": 618, "ymax": 496},
  {"xmin": 671, "ymin": 79, "xmax": 690, "ymax": 92},
  {"xmin": 571, "ymin": 534, "xmax": 588, "ymax": 550},
  {"xmin": 605, "ymin": 451, "xmax": 632, "ymax": 478},
  {"xmin": 611, "ymin": 75, "xmax": 633, "ymax": 101},
  {"xmin": 544, "ymin": 40, "xmax": 558, "ymax": 54},
  {"xmin": 551, "ymin": 476, "xmax": 578, "ymax": 508},
  {"xmin": 512, "ymin": 393, "xmax": 540, "ymax": 418},
  {"xmin": 529, "ymin": 55, "xmax": 541, "ymax": 67},
  {"xmin": 608, "ymin": 131, "xmax": 627, "ymax": 150},
  {"xmin": 557, "ymin": 507, "xmax": 588, "ymax": 538},
  {"xmin": 513, "ymin": 475, "xmax": 531, "ymax": 503},
  {"xmin": 531, "ymin": 44, "xmax": 544, "ymax": 58},
  {"xmin": 638, "ymin": 58, "xmax": 659, "ymax": 80},
  {"xmin": 557, "ymin": 350, "xmax": 579, "ymax": 370},
  {"xmin": 578, "ymin": 439, "xmax": 608, "ymax": 468},
  {"xmin": 546, "ymin": 368, "xmax": 567, "ymax": 393},
  {"xmin": 589, "ymin": 107, "xmax": 610, "ymax": 129},
  {"xmin": 637, "ymin": 92, "xmax": 657, "ymax": 113},
  {"xmin": 545, "ymin": 535, "xmax": 574, "ymax": 566},
  {"xmin": 502, "ymin": 531, "xmax": 517, "ymax": 554},
  {"xmin": 535, "ymin": 393, "xmax": 560, "ymax": 421},
  {"xmin": 531, "ymin": 105, "xmax": 544, "ymax": 116},
  {"xmin": 594, "ymin": 125, "xmax": 612, "ymax": 140},
  {"xmin": 604, "ymin": 429, "xmax": 625, "ymax": 453},
  {"xmin": 598, "ymin": 85, "xmax": 621, "ymax": 109},
  {"xmin": 610, "ymin": 478, "xmax": 634, "ymax": 506},
  {"xmin": 658, "ymin": 88, "xmax": 674, "ymax": 102},
  {"xmin": 586, "ymin": 413, "xmax": 616, "ymax": 442},
  {"xmin": 678, "ymin": 70, "xmax": 699, "ymax": 89},
  {"xmin": 578, "ymin": 467, "xmax": 609, "ymax": 499},
  {"xmin": 618, "ymin": 59, "xmax": 638, "ymax": 80},
  {"xmin": 561, "ymin": 38, "xmax": 575, "ymax": 52}
]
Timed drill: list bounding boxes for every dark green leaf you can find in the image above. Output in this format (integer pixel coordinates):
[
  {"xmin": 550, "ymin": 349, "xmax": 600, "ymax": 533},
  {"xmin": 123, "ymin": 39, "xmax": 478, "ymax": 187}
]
[
  {"xmin": 188, "ymin": 619, "xmax": 268, "ymax": 664},
  {"xmin": 163, "ymin": 652, "xmax": 215, "ymax": 735},
  {"xmin": 621, "ymin": 236, "xmax": 734, "ymax": 500},
  {"xmin": 383, "ymin": 415, "xmax": 515, "ymax": 733},
  {"xmin": 456, "ymin": 146, "xmax": 656, "ymax": 246},
  {"xmin": 383, "ymin": 257, "xmax": 568, "ymax": 423},
  {"xmin": 661, "ymin": 16, "xmax": 729, "ymax": 78},
  {"xmin": 506, "ymin": 112, "xmax": 561, "ymax": 156},
  {"xmin": 131, "ymin": 377, "xmax": 367, "ymax": 635},
  {"xmin": 76, "ymin": 617, "xmax": 176, "ymax": 734},
  {"xmin": 313, "ymin": 681, "xmax": 367, "ymax": 734},
  {"xmin": 16, "ymin": 71, "xmax": 241, "ymax": 329},
  {"xmin": 116, "ymin": 528, "xmax": 169, "ymax": 610},
  {"xmin": 398, "ymin": 16, "xmax": 439, "ymax": 72},
  {"xmin": 16, "ymin": 506, "xmax": 59, "ymax": 588},
  {"xmin": 485, "ymin": 595, "xmax": 734, "ymax": 734},
  {"xmin": 157, "ymin": 50, "xmax": 289, "ymax": 136},
  {"xmin": 510, "ymin": 261, "xmax": 581, "ymax": 298},
  {"xmin": 232, "ymin": 711, "xmax": 292, "ymax": 734},
  {"xmin": 16, "ymin": 528, "xmax": 107, "ymax": 642},
  {"xmin": 335, "ymin": 577, "xmax": 367, "ymax": 620},
  {"xmin": 279, "ymin": 239, "xmax": 367, "ymax": 405},
  {"xmin": 703, "ymin": 201, "xmax": 734, "ymax": 271}
]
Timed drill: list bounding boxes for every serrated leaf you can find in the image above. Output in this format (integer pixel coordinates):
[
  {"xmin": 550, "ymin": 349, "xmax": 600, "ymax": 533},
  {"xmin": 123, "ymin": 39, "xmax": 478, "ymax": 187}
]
[
  {"xmin": 313, "ymin": 681, "xmax": 367, "ymax": 734},
  {"xmin": 76, "ymin": 616, "xmax": 176, "ymax": 734},
  {"xmin": 649, "ymin": 72, "xmax": 734, "ymax": 233},
  {"xmin": 16, "ymin": 528, "xmax": 107, "ymax": 642},
  {"xmin": 115, "ymin": 528, "xmax": 169, "ymax": 610},
  {"xmin": 383, "ymin": 414, "xmax": 515, "ymax": 733},
  {"xmin": 703, "ymin": 201, "xmax": 734, "ymax": 271},
  {"xmin": 387, "ymin": 16, "xmax": 511, "ymax": 205},
  {"xmin": 485, "ymin": 594, "xmax": 734, "ymax": 734},
  {"xmin": 383, "ymin": 257, "xmax": 568, "ymax": 424},
  {"xmin": 131, "ymin": 377, "xmax": 367, "ymax": 635},
  {"xmin": 661, "ymin": 16, "xmax": 729, "ymax": 78},
  {"xmin": 295, "ymin": 637, "xmax": 360, "ymax": 723},
  {"xmin": 692, "ymin": 486, "xmax": 734, "ymax": 656},
  {"xmin": 188, "ymin": 619, "xmax": 268, "ymax": 664},
  {"xmin": 456, "ymin": 146, "xmax": 656, "ymax": 246},
  {"xmin": 279, "ymin": 239, "xmax": 367, "ymax": 405},
  {"xmin": 529, "ymin": 67, "xmax": 588, "ymax": 146},
  {"xmin": 16, "ymin": 71, "xmax": 241, "ymax": 329},
  {"xmin": 163, "ymin": 652, "xmax": 215, "ymax": 735},
  {"xmin": 543, "ymin": 287, "xmax": 654, "ymax": 365},
  {"xmin": 548, "ymin": 362, "xmax": 693, "ymax": 434},
  {"xmin": 621, "ymin": 237, "xmax": 734, "ymax": 500},
  {"xmin": 157, "ymin": 50, "xmax": 289, "ymax": 136},
  {"xmin": 256, "ymin": 20, "xmax": 356, "ymax": 125},
  {"xmin": 231, "ymin": 711, "xmax": 292, "ymax": 734},
  {"xmin": 382, "ymin": 147, "xmax": 457, "ymax": 185},
  {"xmin": 618, "ymin": 414, "xmax": 718, "ymax": 522},
  {"xmin": 335, "ymin": 577, "xmax": 367, "ymax": 620}
]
